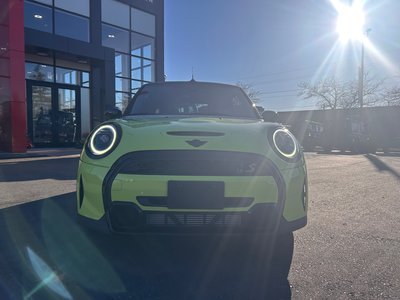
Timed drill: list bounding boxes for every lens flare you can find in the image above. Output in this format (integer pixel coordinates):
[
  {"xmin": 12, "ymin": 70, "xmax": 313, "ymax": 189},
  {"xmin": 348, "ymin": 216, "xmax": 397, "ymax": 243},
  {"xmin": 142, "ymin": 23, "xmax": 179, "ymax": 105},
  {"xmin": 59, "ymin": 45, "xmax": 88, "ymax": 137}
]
[{"xmin": 335, "ymin": 2, "xmax": 365, "ymax": 42}]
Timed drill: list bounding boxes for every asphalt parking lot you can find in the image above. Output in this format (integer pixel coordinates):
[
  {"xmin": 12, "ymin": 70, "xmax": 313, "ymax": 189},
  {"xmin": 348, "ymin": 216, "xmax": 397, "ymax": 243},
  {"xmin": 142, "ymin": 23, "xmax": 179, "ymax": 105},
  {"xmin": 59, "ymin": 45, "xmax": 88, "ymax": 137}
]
[{"xmin": 0, "ymin": 151, "xmax": 399, "ymax": 299}]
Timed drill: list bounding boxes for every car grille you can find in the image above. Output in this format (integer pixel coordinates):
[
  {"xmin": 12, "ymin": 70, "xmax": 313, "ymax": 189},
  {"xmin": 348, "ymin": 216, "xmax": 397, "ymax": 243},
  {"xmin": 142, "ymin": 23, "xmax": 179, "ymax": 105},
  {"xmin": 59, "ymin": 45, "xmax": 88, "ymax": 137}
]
[
  {"xmin": 146, "ymin": 213, "xmax": 242, "ymax": 227},
  {"xmin": 118, "ymin": 150, "xmax": 273, "ymax": 176}
]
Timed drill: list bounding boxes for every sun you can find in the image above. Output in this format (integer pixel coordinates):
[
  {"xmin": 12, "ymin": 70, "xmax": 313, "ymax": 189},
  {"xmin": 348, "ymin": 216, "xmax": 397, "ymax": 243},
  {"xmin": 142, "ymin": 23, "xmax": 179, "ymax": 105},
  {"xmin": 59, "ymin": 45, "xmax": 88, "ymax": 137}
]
[{"xmin": 334, "ymin": 1, "xmax": 365, "ymax": 43}]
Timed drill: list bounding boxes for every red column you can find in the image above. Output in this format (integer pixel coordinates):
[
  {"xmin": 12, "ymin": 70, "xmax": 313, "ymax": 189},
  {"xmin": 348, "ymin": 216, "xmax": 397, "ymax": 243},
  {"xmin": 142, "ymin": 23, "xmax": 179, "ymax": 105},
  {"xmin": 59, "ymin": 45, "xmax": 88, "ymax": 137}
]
[{"xmin": 0, "ymin": 0, "xmax": 26, "ymax": 153}]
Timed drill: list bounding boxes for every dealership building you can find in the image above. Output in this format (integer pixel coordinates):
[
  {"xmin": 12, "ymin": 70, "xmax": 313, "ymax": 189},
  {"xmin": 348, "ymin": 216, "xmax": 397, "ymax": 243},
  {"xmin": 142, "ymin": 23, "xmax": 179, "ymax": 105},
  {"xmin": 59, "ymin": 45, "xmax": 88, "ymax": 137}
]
[{"xmin": 0, "ymin": 0, "xmax": 164, "ymax": 152}]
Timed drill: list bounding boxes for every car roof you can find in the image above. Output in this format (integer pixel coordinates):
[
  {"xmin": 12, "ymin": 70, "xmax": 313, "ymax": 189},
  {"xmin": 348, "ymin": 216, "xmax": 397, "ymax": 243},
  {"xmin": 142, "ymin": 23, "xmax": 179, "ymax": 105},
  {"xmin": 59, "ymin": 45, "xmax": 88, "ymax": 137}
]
[{"xmin": 141, "ymin": 80, "xmax": 241, "ymax": 90}]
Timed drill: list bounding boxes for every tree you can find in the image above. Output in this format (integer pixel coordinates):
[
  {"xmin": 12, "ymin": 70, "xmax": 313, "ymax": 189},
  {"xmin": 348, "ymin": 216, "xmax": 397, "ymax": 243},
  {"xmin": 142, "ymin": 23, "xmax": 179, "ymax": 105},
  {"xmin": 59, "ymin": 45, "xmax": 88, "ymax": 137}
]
[
  {"xmin": 236, "ymin": 82, "xmax": 261, "ymax": 103},
  {"xmin": 346, "ymin": 72, "xmax": 385, "ymax": 108},
  {"xmin": 298, "ymin": 77, "xmax": 347, "ymax": 110},
  {"xmin": 298, "ymin": 73, "xmax": 384, "ymax": 109},
  {"xmin": 382, "ymin": 86, "xmax": 400, "ymax": 106}
]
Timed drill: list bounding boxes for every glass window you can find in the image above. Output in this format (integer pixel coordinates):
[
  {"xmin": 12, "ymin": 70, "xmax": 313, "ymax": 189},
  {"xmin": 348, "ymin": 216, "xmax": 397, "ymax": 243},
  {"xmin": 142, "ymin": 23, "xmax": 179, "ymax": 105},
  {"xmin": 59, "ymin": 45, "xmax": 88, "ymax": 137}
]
[
  {"xmin": 131, "ymin": 80, "xmax": 142, "ymax": 91},
  {"xmin": 24, "ymin": 1, "xmax": 53, "ymax": 33},
  {"xmin": 115, "ymin": 77, "xmax": 130, "ymax": 93},
  {"xmin": 54, "ymin": 0, "xmax": 90, "ymax": 17},
  {"xmin": 115, "ymin": 53, "xmax": 130, "ymax": 78},
  {"xmin": 55, "ymin": 10, "xmax": 90, "ymax": 42},
  {"xmin": 26, "ymin": 63, "xmax": 54, "ymax": 82},
  {"xmin": 58, "ymin": 89, "xmax": 76, "ymax": 112},
  {"xmin": 131, "ymin": 8, "xmax": 155, "ymax": 37},
  {"xmin": 82, "ymin": 72, "xmax": 90, "ymax": 87},
  {"xmin": 115, "ymin": 92, "xmax": 131, "ymax": 112},
  {"xmin": 126, "ymin": 84, "xmax": 259, "ymax": 119},
  {"xmin": 102, "ymin": 24, "xmax": 129, "ymax": 53},
  {"xmin": 34, "ymin": 0, "xmax": 52, "ymax": 5},
  {"xmin": 80, "ymin": 87, "xmax": 91, "ymax": 137},
  {"xmin": 131, "ymin": 68, "xmax": 141, "ymax": 81},
  {"xmin": 131, "ymin": 32, "xmax": 154, "ymax": 59},
  {"xmin": 56, "ymin": 67, "xmax": 80, "ymax": 85},
  {"xmin": 131, "ymin": 56, "xmax": 141, "ymax": 70},
  {"xmin": 101, "ymin": 0, "xmax": 129, "ymax": 29},
  {"xmin": 143, "ymin": 63, "xmax": 154, "ymax": 82}
]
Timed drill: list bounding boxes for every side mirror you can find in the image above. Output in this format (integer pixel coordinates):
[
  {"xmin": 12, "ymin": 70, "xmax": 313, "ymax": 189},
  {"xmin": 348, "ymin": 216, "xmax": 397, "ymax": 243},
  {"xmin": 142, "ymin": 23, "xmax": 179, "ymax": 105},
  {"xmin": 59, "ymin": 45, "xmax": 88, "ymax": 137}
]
[
  {"xmin": 262, "ymin": 110, "xmax": 278, "ymax": 123},
  {"xmin": 104, "ymin": 107, "xmax": 122, "ymax": 120}
]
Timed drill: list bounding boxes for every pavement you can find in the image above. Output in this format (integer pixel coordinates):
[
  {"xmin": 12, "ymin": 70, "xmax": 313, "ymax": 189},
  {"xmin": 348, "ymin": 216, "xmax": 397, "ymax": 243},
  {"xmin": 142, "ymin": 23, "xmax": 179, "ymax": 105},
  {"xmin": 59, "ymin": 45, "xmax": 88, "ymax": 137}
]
[
  {"xmin": 0, "ymin": 147, "xmax": 82, "ymax": 160},
  {"xmin": 0, "ymin": 148, "xmax": 81, "ymax": 209},
  {"xmin": 0, "ymin": 150, "xmax": 400, "ymax": 299}
]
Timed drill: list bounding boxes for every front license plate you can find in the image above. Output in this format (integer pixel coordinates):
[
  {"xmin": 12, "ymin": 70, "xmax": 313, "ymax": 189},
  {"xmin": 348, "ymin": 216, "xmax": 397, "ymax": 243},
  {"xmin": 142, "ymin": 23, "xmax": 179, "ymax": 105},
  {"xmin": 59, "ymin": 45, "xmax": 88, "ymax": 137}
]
[{"xmin": 167, "ymin": 181, "xmax": 224, "ymax": 209}]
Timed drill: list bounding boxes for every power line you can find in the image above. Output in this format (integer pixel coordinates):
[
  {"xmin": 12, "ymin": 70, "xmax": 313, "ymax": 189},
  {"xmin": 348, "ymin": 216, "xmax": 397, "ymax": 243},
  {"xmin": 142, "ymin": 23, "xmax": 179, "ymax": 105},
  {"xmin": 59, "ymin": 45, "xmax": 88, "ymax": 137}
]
[
  {"xmin": 253, "ymin": 74, "xmax": 313, "ymax": 86},
  {"xmin": 237, "ymin": 65, "xmax": 318, "ymax": 81},
  {"xmin": 260, "ymin": 88, "xmax": 300, "ymax": 95},
  {"xmin": 260, "ymin": 94, "xmax": 299, "ymax": 99}
]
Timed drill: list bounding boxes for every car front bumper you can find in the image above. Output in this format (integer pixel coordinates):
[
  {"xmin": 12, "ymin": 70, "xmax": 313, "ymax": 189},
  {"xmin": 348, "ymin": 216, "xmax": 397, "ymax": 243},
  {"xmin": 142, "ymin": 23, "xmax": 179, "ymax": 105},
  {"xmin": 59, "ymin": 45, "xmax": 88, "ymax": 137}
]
[{"xmin": 77, "ymin": 151, "xmax": 307, "ymax": 235}]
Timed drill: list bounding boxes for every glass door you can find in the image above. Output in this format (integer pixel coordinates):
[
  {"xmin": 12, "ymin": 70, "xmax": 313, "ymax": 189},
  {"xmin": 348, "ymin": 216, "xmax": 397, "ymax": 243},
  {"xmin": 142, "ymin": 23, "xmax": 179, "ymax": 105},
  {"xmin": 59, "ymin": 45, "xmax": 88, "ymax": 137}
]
[
  {"xmin": 56, "ymin": 88, "xmax": 78, "ymax": 145},
  {"xmin": 30, "ymin": 85, "xmax": 54, "ymax": 145},
  {"xmin": 27, "ymin": 81, "xmax": 81, "ymax": 146}
]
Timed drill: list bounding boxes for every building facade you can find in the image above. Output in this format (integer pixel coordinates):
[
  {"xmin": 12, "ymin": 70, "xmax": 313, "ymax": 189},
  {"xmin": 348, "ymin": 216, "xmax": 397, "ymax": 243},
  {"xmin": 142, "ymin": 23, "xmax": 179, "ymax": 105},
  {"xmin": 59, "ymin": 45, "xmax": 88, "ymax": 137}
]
[{"xmin": 0, "ymin": 0, "xmax": 164, "ymax": 152}]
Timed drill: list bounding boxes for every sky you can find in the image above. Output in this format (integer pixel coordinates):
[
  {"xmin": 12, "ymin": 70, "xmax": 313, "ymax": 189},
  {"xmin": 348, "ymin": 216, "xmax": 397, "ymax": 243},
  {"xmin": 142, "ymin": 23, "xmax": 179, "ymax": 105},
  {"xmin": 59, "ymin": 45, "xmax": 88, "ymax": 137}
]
[{"xmin": 164, "ymin": 0, "xmax": 400, "ymax": 111}]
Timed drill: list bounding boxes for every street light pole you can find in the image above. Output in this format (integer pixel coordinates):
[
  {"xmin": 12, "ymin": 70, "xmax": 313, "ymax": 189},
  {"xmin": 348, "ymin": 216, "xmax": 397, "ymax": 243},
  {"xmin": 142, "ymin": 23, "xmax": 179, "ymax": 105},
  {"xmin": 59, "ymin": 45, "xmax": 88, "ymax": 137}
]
[{"xmin": 358, "ymin": 28, "xmax": 371, "ymax": 108}]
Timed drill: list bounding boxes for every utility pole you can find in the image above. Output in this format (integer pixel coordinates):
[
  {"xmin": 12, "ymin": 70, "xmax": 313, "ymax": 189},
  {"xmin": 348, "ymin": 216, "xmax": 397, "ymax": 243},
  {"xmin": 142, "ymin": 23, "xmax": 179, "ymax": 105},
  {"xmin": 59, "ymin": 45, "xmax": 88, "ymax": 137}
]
[{"xmin": 358, "ymin": 28, "xmax": 371, "ymax": 108}]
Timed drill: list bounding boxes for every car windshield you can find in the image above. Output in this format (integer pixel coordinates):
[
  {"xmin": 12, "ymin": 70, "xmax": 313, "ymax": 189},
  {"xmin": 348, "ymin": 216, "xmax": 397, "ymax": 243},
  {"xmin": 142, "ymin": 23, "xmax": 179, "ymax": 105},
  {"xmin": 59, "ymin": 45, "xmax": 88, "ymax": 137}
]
[{"xmin": 124, "ymin": 83, "xmax": 260, "ymax": 119}]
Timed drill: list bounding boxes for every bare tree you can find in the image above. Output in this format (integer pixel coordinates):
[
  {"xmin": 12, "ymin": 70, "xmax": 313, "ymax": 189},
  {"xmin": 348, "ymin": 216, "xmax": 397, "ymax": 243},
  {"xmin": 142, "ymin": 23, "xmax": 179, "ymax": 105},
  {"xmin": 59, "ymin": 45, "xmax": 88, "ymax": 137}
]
[
  {"xmin": 382, "ymin": 86, "xmax": 400, "ymax": 106},
  {"xmin": 298, "ymin": 73, "xmax": 384, "ymax": 109},
  {"xmin": 298, "ymin": 77, "xmax": 348, "ymax": 109},
  {"xmin": 236, "ymin": 82, "xmax": 261, "ymax": 103},
  {"xmin": 346, "ymin": 72, "xmax": 385, "ymax": 108}
]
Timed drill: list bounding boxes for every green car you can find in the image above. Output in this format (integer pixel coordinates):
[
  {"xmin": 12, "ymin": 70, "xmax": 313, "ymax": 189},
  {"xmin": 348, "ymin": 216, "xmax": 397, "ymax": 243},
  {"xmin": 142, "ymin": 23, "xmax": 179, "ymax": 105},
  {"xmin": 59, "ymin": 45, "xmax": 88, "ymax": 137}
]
[{"xmin": 77, "ymin": 81, "xmax": 308, "ymax": 236}]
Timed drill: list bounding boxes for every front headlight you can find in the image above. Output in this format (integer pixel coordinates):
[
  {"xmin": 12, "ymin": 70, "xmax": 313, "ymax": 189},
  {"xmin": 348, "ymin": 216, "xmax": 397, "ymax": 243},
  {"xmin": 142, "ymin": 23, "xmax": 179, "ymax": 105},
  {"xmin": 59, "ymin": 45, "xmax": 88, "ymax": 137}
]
[
  {"xmin": 86, "ymin": 124, "xmax": 121, "ymax": 158},
  {"xmin": 270, "ymin": 128, "xmax": 300, "ymax": 161}
]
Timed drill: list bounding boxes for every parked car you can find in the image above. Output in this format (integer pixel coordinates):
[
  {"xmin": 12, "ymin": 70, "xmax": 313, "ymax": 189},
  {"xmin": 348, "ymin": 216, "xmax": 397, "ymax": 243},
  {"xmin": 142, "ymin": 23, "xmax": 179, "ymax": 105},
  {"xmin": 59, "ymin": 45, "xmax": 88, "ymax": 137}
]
[{"xmin": 77, "ymin": 82, "xmax": 308, "ymax": 260}]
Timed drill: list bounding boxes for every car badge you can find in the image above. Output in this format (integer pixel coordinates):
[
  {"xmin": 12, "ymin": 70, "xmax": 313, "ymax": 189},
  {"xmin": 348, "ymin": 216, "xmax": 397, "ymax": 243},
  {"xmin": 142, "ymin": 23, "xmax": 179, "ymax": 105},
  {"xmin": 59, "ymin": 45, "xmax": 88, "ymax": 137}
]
[{"xmin": 186, "ymin": 139, "xmax": 208, "ymax": 147}]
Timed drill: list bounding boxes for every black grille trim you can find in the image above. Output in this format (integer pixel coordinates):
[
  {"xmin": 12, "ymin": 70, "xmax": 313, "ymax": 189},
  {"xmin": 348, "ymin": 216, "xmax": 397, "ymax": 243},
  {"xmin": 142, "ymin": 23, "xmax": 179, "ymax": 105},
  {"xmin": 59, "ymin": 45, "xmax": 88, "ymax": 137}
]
[
  {"xmin": 102, "ymin": 151, "xmax": 287, "ymax": 234},
  {"xmin": 137, "ymin": 196, "xmax": 254, "ymax": 208},
  {"xmin": 118, "ymin": 150, "xmax": 273, "ymax": 176}
]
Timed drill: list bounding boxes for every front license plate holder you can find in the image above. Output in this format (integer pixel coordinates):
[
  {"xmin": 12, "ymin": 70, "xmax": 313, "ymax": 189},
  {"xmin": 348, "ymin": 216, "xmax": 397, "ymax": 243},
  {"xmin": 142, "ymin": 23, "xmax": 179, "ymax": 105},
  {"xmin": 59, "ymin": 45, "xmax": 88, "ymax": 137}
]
[{"xmin": 167, "ymin": 181, "xmax": 224, "ymax": 209}]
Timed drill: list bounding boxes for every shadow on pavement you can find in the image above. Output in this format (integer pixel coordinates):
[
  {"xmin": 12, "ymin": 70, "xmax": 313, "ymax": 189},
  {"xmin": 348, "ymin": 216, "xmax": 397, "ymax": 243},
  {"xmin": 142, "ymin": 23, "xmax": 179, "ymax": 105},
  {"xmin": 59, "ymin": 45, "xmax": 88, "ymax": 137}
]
[
  {"xmin": 0, "ymin": 157, "xmax": 79, "ymax": 182},
  {"xmin": 375, "ymin": 152, "xmax": 400, "ymax": 157},
  {"xmin": 315, "ymin": 150, "xmax": 359, "ymax": 156},
  {"xmin": 365, "ymin": 154, "xmax": 400, "ymax": 181},
  {"xmin": 0, "ymin": 194, "xmax": 292, "ymax": 300}
]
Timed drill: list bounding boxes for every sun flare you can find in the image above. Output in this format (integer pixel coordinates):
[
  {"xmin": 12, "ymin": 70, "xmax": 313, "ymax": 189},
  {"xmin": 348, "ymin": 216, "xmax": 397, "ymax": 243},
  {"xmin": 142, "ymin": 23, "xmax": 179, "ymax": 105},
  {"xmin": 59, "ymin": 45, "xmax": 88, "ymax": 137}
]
[{"xmin": 333, "ymin": 0, "xmax": 365, "ymax": 43}]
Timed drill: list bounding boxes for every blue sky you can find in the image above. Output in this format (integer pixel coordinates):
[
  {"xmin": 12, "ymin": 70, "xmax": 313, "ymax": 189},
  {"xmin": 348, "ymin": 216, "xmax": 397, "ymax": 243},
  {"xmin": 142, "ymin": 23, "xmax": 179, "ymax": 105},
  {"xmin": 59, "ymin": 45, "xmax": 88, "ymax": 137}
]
[{"xmin": 164, "ymin": 0, "xmax": 400, "ymax": 111}]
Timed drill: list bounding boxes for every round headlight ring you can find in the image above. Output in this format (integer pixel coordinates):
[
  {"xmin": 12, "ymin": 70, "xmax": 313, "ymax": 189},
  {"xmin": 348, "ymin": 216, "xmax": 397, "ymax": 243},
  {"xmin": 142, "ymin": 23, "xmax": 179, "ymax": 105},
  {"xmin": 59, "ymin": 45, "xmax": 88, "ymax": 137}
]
[
  {"xmin": 86, "ymin": 123, "xmax": 121, "ymax": 158},
  {"xmin": 272, "ymin": 128, "xmax": 298, "ymax": 159}
]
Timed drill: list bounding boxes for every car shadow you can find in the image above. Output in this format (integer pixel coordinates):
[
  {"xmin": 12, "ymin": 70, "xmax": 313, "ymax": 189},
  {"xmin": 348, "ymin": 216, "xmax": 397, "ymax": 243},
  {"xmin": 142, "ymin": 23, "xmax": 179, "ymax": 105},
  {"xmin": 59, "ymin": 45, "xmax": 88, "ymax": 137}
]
[
  {"xmin": 364, "ymin": 154, "xmax": 400, "ymax": 181},
  {"xmin": 0, "ymin": 156, "xmax": 79, "ymax": 182},
  {"xmin": 0, "ymin": 194, "xmax": 292, "ymax": 299}
]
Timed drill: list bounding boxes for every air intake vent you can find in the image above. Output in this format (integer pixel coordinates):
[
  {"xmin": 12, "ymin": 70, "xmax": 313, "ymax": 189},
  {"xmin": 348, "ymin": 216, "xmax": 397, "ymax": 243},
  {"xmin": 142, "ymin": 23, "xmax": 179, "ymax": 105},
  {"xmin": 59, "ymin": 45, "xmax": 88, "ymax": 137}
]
[{"xmin": 145, "ymin": 213, "xmax": 242, "ymax": 227}]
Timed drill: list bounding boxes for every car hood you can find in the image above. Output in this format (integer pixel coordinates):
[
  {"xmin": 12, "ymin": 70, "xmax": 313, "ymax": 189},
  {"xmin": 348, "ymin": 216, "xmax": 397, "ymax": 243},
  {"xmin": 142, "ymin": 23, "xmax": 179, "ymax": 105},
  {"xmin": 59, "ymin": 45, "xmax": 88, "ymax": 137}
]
[
  {"xmin": 81, "ymin": 116, "xmax": 288, "ymax": 167},
  {"xmin": 119, "ymin": 116, "xmax": 276, "ymax": 150},
  {"xmin": 120, "ymin": 116, "xmax": 267, "ymax": 134}
]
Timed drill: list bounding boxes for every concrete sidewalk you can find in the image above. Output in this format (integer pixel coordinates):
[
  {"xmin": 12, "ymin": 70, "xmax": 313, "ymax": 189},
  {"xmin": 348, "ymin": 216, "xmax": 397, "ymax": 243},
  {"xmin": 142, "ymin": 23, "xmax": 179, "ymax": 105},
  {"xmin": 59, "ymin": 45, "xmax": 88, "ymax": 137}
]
[{"xmin": 0, "ymin": 147, "xmax": 82, "ymax": 159}]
